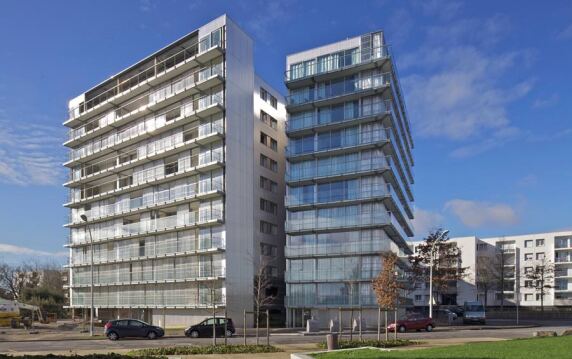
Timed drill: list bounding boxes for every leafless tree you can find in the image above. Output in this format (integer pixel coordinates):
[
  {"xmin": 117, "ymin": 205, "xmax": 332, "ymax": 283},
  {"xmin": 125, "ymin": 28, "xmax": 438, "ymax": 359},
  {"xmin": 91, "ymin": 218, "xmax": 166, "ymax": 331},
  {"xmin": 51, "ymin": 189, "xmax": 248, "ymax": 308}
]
[
  {"xmin": 253, "ymin": 259, "xmax": 276, "ymax": 344},
  {"xmin": 475, "ymin": 255, "xmax": 501, "ymax": 307},
  {"xmin": 523, "ymin": 257, "xmax": 554, "ymax": 312},
  {"xmin": 0, "ymin": 262, "xmax": 41, "ymax": 300}
]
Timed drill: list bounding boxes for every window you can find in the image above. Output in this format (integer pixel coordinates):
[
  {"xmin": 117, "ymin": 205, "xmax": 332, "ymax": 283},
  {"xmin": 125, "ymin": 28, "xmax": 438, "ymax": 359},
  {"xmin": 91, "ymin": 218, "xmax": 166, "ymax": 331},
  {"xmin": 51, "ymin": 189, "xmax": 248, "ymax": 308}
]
[
  {"xmin": 524, "ymin": 253, "xmax": 533, "ymax": 261},
  {"xmin": 260, "ymin": 132, "xmax": 278, "ymax": 151},
  {"xmin": 524, "ymin": 280, "xmax": 533, "ymax": 288},
  {"xmin": 259, "ymin": 176, "xmax": 278, "ymax": 193},
  {"xmin": 536, "ymin": 252, "xmax": 545, "ymax": 260},
  {"xmin": 536, "ymin": 294, "xmax": 543, "ymax": 301},
  {"xmin": 260, "ymin": 220, "xmax": 277, "ymax": 235},
  {"xmin": 260, "ymin": 198, "xmax": 278, "ymax": 215},
  {"xmin": 415, "ymin": 295, "xmax": 422, "ymax": 302},
  {"xmin": 270, "ymin": 95, "xmax": 277, "ymax": 109},
  {"xmin": 524, "ymin": 240, "xmax": 533, "ymax": 248},
  {"xmin": 524, "ymin": 266, "xmax": 533, "ymax": 273},
  {"xmin": 260, "ymin": 154, "xmax": 278, "ymax": 172},
  {"xmin": 525, "ymin": 294, "xmax": 533, "ymax": 301},
  {"xmin": 139, "ymin": 240, "xmax": 145, "ymax": 257},
  {"xmin": 477, "ymin": 243, "xmax": 487, "ymax": 251},
  {"xmin": 260, "ymin": 87, "xmax": 268, "ymax": 101},
  {"xmin": 261, "ymin": 243, "xmax": 278, "ymax": 257},
  {"xmin": 260, "ymin": 87, "xmax": 278, "ymax": 109},
  {"xmin": 536, "ymin": 239, "xmax": 545, "ymax": 247},
  {"xmin": 260, "ymin": 110, "xmax": 278, "ymax": 129}
]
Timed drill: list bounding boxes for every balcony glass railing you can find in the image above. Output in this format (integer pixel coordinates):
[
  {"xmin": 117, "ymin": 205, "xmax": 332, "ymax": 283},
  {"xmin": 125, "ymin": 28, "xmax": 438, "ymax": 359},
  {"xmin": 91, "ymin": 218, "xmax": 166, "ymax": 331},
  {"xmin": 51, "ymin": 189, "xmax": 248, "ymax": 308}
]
[
  {"xmin": 286, "ymin": 270, "xmax": 379, "ymax": 282},
  {"xmin": 72, "ymin": 263, "xmax": 225, "ymax": 286},
  {"xmin": 286, "ymin": 183, "xmax": 393, "ymax": 207},
  {"xmin": 71, "ymin": 236, "xmax": 224, "ymax": 266},
  {"xmin": 286, "ymin": 99, "xmax": 392, "ymax": 132},
  {"xmin": 71, "ymin": 208, "xmax": 223, "ymax": 245},
  {"xmin": 285, "ymin": 294, "xmax": 377, "ymax": 307},
  {"xmin": 69, "ymin": 122, "xmax": 223, "ymax": 182},
  {"xmin": 68, "ymin": 29, "xmax": 223, "ymax": 120},
  {"xmin": 70, "ymin": 179, "xmax": 223, "ymax": 225},
  {"xmin": 286, "ymin": 127, "xmax": 390, "ymax": 157},
  {"xmin": 68, "ymin": 64, "xmax": 223, "ymax": 143},
  {"xmin": 286, "ymin": 210, "xmax": 393, "ymax": 233},
  {"xmin": 68, "ymin": 150, "xmax": 223, "ymax": 204},
  {"xmin": 285, "ymin": 239, "xmax": 392, "ymax": 258},
  {"xmin": 285, "ymin": 45, "xmax": 390, "ymax": 82},
  {"xmin": 286, "ymin": 155, "xmax": 393, "ymax": 182},
  {"xmin": 287, "ymin": 73, "xmax": 391, "ymax": 106},
  {"xmin": 71, "ymin": 292, "xmax": 226, "ymax": 308}
]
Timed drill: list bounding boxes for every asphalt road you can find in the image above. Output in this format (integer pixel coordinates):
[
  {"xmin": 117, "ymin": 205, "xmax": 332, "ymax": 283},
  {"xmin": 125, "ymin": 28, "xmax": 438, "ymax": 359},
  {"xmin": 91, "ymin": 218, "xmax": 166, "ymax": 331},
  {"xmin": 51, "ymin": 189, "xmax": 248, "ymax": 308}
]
[{"xmin": 1, "ymin": 321, "xmax": 572, "ymax": 354}]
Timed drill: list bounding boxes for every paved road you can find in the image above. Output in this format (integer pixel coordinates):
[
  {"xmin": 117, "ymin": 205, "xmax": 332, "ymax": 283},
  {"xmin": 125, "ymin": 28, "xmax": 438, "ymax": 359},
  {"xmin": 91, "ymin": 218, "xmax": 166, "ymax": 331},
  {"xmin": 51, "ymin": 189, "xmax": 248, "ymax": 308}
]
[{"xmin": 1, "ymin": 322, "xmax": 571, "ymax": 354}]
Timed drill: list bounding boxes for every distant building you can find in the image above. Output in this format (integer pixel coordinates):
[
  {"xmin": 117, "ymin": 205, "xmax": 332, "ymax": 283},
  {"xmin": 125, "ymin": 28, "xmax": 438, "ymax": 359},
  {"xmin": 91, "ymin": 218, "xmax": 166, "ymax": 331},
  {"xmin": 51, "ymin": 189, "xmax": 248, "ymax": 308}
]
[{"xmin": 408, "ymin": 230, "xmax": 572, "ymax": 308}]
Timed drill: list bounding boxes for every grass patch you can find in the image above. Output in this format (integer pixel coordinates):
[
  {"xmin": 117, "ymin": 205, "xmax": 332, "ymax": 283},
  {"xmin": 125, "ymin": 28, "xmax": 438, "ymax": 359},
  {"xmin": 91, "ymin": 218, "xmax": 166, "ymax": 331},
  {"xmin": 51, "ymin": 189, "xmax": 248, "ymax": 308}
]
[
  {"xmin": 128, "ymin": 344, "xmax": 282, "ymax": 356},
  {"xmin": 317, "ymin": 339, "xmax": 415, "ymax": 349},
  {"xmin": 313, "ymin": 336, "xmax": 572, "ymax": 359}
]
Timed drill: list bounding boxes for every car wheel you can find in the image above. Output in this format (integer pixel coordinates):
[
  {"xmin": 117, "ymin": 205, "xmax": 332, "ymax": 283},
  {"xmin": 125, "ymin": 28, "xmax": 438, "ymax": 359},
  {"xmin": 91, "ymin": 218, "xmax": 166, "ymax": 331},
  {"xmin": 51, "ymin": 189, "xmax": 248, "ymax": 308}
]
[
  {"xmin": 190, "ymin": 330, "xmax": 200, "ymax": 338},
  {"xmin": 426, "ymin": 324, "xmax": 434, "ymax": 332},
  {"xmin": 147, "ymin": 331, "xmax": 157, "ymax": 340},
  {"xmin": 225, "ymin": 329, "xmax": 233, "ymax": 337},
  {"xmin": 107, "ymin": 331, "xmax": 119, "ymax": 341},
  {"xmin": 398, "ymin": 325, "xmax": 406, "ymax": 333}
]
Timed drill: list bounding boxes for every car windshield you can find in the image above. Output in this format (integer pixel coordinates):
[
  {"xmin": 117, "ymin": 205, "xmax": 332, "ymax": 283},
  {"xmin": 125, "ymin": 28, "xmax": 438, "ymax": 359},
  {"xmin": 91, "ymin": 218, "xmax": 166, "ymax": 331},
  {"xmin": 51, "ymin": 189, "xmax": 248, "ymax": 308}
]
[{"xmin": 465, "ymin": 305, "xmax": 484, "ymax": 312}]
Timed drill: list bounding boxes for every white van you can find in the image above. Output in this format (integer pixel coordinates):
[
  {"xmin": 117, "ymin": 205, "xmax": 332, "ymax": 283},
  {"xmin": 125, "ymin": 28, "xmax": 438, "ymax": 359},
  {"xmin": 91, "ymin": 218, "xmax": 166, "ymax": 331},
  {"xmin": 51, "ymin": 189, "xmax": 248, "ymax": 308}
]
[{"xmin": 463, "ymin": 301, "xmax": 486, "ymax": 324}]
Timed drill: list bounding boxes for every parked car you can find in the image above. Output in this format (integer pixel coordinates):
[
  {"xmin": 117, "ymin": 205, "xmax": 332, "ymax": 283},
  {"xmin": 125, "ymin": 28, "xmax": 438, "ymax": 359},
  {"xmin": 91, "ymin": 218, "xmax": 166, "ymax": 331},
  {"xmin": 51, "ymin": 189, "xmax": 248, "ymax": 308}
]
[
  {"xmin": 387, "ymin": 314, "xmax": 435, "ymax": 333},
  {"xmin": 104, "ymin": 319, "xmax": 164, "ymax": 340},
  {"xmin": 436, "ymin": 308, "xmax": 458, "ymax": 321},
  {"xmin": 184, "ymin": 317, "xmax": 235, "ymax": 338},
  {"xmin": 463, "ymin": 301, "xmax": 486, "ymax": 324},
  {"xmin": 449, "ymin": 306, "xmax": 465, "ymax": 318}
]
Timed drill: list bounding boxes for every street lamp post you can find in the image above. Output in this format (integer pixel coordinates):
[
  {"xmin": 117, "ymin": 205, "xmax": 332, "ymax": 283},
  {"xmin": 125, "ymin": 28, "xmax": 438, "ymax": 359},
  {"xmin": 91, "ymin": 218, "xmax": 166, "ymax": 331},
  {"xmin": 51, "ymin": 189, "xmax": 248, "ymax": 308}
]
[
  {"xmin": 80, "ymin": 214, "xmax": 94, "ymax": 337},
  {"xmin": 428, "ymin": 229, "xmax": 449, "ymax": 319}
]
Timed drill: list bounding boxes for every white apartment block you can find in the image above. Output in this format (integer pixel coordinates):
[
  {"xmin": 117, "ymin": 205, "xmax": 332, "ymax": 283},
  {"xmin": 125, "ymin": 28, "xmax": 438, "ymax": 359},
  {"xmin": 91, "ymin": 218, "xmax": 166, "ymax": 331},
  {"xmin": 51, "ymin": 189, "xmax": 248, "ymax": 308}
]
[
  {"xmin": 63, "ymin": 15, "xmax": 287, "ymax": 327},
  {"xmin": 409, "ymin": 230, "xmax": 572, "ymax": 309},
  {"xmin": 283, "ymin": 31, "xmax": 415, "ymax": 328}
]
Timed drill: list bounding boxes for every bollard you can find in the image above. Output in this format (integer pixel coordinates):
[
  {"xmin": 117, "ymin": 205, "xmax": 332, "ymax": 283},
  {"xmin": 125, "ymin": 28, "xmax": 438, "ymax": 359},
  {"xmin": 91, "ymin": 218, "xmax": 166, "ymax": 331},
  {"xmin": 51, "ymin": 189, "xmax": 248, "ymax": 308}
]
[{"xmin": 326, "ymin": 333, "xmax": 339, "ymax": 351}]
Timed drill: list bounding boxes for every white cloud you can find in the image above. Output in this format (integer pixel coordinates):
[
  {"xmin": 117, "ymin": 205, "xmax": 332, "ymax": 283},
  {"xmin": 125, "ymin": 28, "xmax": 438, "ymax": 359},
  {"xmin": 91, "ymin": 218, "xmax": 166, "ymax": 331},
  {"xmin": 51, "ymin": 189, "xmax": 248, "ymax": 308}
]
[
  {"xmin": 412, "ymin": 208, "xmax": 444, "ymax": 236},
  {"xmin": 0, "ymin": 120, "xmax": 64, "ymax": 186},
  {"xmin": 558, "ymin": 24, "xmax": 572, "ymax": 40},
  {"xmin": 0, "ymin": 243, "xmax": 67, "ymax": 257},
  {"xmin": 444, "ymin": 199, "xmax": 519, "ymax": 228},
  {"xmin": 532, "ymin": 93, "xmax": 560, "ymax": 109}
]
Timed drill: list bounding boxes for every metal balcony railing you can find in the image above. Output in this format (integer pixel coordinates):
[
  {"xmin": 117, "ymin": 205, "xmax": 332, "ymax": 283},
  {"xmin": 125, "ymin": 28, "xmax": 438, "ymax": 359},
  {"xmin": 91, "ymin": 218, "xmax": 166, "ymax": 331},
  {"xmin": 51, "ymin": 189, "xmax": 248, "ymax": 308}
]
[
  {"xmin": 285, "ymin": 45, "xmax": 390, "ymax": 82},
  {"xmin": 285, "ymin": 294, "xmax": 377, "ymax": 307},
  {"xmin": 286, "ymin": 210, "xmax": 396, "ymax": 233},
  {"xmin": 68, "ymin": 122, "xmax": 223, "ymax": 182},
  {"xmin": 285, "ymin": 239, "xmax": 393, "ymax": 258},
  {"xmin": 68, "ymin": 30, "xmax": 223, "ymax": 121},
  {"xmin": 286, "ymin": 72, "xmax": 391, "ymax": 106},
  {"xmin": 286, "ymin": 155, "xmax": 393, "ymax": 182}
]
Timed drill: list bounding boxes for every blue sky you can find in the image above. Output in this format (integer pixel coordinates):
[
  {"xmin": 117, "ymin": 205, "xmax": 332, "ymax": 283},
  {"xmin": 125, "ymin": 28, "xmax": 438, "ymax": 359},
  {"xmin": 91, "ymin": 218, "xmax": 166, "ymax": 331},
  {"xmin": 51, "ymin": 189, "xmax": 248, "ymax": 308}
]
[{"xmin": 0, "ymin": 0, "xmax": 571, "ymax": 263}]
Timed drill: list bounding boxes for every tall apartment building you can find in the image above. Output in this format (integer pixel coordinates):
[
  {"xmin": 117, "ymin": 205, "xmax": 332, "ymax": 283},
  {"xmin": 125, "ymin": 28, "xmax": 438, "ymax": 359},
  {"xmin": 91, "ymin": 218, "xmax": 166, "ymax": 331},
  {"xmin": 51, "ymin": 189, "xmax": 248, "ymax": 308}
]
[
  {"xmin": 409, "ymin": 230, "xmax": 572, "ymax": 308},
  {"xmin": 63, "ymin": 15, "xmax": 287, "ymax": 327},
  {"xmin": 283, "ymin": 32, "xmax": 415, "ymax": 327}
]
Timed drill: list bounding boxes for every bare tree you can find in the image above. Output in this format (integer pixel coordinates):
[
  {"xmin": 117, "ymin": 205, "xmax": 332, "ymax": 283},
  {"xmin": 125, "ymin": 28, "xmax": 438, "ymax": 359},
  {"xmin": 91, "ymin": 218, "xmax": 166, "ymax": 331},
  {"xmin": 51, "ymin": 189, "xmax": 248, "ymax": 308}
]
[
  {"xmin": 475, "ymin": 255, "xmax": 501, "ymax": 307},
  {"xmin": 253, "ymin": 259, "xmax": 276, "ymax": 344},
  {"xmin": 409, "ymin": 229, "xmax": 469, "ymax": 307},
  {"xmin": 0, "ymin": 262, "xmax": 41, "ymax": 300},
  {"xmin": 523, "ymin": 258, "xmax": 554, "ymax": 312}
]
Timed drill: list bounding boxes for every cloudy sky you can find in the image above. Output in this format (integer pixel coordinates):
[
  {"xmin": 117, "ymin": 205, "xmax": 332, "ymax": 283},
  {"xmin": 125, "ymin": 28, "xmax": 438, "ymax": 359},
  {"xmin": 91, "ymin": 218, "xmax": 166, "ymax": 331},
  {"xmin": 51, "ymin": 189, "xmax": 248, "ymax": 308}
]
[{"xmin": 0, "ymin": 0, "xmax": 571, "ymax": 262}]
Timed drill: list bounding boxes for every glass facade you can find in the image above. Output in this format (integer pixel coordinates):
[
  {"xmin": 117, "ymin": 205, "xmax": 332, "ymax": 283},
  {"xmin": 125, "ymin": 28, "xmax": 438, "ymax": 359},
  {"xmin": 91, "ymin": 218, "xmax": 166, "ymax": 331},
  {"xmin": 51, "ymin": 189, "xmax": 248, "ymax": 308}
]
[{"xmin": 284, "ymin": 31, "xmax": 414, "ymax": 321}]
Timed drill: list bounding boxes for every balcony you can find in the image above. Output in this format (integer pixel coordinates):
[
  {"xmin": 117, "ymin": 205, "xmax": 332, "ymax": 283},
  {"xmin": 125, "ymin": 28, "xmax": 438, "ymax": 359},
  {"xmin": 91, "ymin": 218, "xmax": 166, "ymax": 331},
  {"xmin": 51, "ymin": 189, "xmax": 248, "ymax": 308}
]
[
  {"xmin": 285, "ymin": 294, "xmax": 377, "ymax": 308},
  {"xmin": 65, "ymin": 67, "xmax": 224, "ymax": 148},
  {"xmin": 285, "ymin": 239, "xmax": 393, "ymax": 258},
  {"xmin": 66, "ymin": 122, "xmax": 224, "ymax": 185},
  {"xmin": 70, "ymin": 292, "xmax": 226, "ymax": 309},
  {"xmin": 286, "ymin": 127, "xmax": 391, "ymax": 160},
  {"xmin": 66, "ymin": 151, "xmax": 224, "ymax": 207},
  {"xmin": 67, "ymin": 179, "xmax": 224, "ymax": 227},
  {"xmin": 66, "ymin": 32, "xmax": 224, "ymax": 126},
  {"xmin": 69, "ymin": 263, "xmax": 225, "ymax": 288},
  {"xmin": 68, "ymin": 208, "xmax": 224, "ymax": 247},
  {"xmin": 285, "ymin": 45, "xmax": 390, "ymax": 85},
  {"xmin": 286, "ymin": 73, "xmax": 391, "ymax": 111}
]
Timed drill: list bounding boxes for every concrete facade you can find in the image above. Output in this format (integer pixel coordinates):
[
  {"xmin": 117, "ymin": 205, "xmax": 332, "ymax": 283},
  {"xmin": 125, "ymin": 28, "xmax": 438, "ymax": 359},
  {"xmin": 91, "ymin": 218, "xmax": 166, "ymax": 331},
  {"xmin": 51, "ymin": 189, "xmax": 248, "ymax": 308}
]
[
  {"xmin": 283, "ymin": 31, "xmax": 414, "ymax": 328},
  {"xmin": 63, "ymin": 15, "xmax": 286, "ymax": 328}
]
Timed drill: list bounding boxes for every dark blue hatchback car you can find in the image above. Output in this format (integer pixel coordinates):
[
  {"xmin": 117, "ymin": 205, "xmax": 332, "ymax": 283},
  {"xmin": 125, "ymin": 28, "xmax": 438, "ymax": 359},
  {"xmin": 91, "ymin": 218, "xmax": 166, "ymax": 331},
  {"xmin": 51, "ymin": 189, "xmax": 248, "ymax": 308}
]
[{"xmin": 104, "ymin": 319, "xmax": 164, "ymax": 340}]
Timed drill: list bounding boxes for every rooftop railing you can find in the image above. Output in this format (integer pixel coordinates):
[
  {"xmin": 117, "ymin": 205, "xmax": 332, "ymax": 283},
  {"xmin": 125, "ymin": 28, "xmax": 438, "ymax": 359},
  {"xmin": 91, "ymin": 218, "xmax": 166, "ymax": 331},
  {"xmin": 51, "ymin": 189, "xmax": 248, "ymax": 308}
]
[
  {"xmin": 68, "ymin": 32, "xmax": 223, "ymax": 121},
  {"xmin": 285, "ymin": 45, "xmax": 390, "ymax": 82},
  {"xmin": 286, "ymin": 72, "xmax": 391, "ymax": 106}
]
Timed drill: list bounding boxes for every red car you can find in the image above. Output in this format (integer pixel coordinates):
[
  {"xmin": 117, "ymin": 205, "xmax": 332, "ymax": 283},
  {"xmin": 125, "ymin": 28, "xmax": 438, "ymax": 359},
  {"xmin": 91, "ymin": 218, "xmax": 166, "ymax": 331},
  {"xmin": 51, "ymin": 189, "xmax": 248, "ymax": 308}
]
[{"xmin": 387, "ymin": 315, "xmax": 435, "ymax": 333}]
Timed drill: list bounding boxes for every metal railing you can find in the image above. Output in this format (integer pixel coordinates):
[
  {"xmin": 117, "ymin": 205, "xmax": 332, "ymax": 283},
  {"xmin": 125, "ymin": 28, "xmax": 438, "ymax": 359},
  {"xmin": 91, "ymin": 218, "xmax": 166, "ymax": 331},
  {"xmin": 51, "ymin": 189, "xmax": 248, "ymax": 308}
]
[
  {"xmin": 286, "ymin": 72, "xmax": 391, "ymax": 106},
  {"xmin": 286, "ymin": 99, "xmax": 392, "ymax": 133},
  {"xmin": 70, "ymin": 208, "xmax": 223, "ymax": 245},
  {"xmin": 68, "ymin": 29, "xmax": 223, "ymax": 120},
  {"xmin": 69, "ymin": 178, "xmax": 223, "ymax": 225},
  {"xmin": 68, "ymin": 150, "xmax": 223, "ymax": 204},
  {"xmin": 71, "ymin": 292, "xmax": 226, "ymax": 308},
  {"xmin": 285, "ymin": 239, "xmax": 392, "ymax": 258},
  {"xmin": 286, "ymin": 210, "xmax": 393, "ymax": 233},
  {"xmin": 285, "ymin": 45, "xmax": 390, "ymax": 82},
  {"xmin": 286, "ymin": 154, "xmax": 393, "ymax": 182},
  {"xmin": 285, "ymin": 295, "xmax": 377, "ymax": 307},
  {"xmin": 69, "ymin": 121, "xmax": 223, "ymax": 182},
  {"xmin": 68, "ymin": 66, "xmax": 223, "ymax": 143}
]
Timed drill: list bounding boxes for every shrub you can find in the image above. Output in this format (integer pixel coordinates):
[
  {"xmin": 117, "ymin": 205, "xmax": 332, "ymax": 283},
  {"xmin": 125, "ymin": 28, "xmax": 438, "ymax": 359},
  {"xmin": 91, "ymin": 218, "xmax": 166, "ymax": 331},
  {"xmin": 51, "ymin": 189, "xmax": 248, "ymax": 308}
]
[
  {"xmin": 316, "ymin": 338, "xmax": 414, "ymax": 349},
  {"xmin": 128, "ymin": 344, "xmax": 282, "ymax": 356}
]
